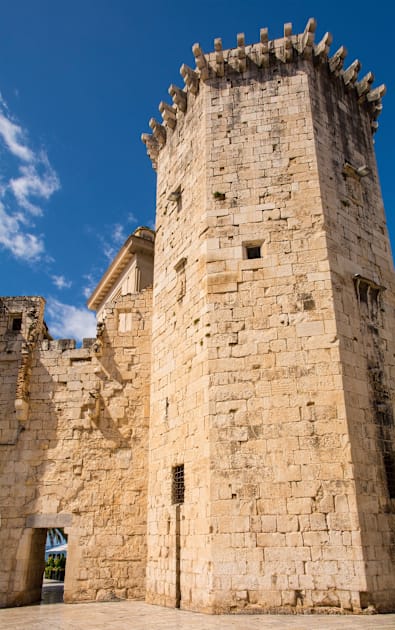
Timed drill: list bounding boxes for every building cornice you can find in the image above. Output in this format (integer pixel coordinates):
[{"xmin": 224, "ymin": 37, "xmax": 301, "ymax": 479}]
[{"xmin": 87, "ymin": 227, "xmax": 154, "ymax": 312}]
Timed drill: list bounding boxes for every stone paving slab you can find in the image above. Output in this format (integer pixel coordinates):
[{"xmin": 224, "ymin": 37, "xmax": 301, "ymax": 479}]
[{"xmin": 1, "ymin": 601, "xmax": 395, "ymax": 630}]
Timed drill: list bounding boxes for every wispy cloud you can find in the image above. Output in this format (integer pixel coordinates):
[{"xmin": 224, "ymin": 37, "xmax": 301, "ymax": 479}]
[
  {"xmin": 112, "ymin": 223, "xmax": 126, "ymax": 243},
  {"xmin": 100, "ymin": 221, "xmax": 128, "ymax": 262},
  {"xmin": 82, "ymin": 272, "xmax": 97, "ymax": 299},
  {"xmin": 0, "ymin": 95, "xmax": 60, "ymax": 261},
  {"xmin": 0, "ymin": 101, "xmax": 34, "ymax": 161},
  {"xmin": 127, "ymin": 211, "xmax": 138, "ymax": 224},
  {"xmin": 46, "ymin": 298, "xmax": 96, "ymax": 341},
  {"xmin": 0, "ymin": 203, "xmax": 44, "ymax": 259},
  {"xmin": 51, "ymin": 274, "xmax": 72, "ymax": 290},
  {"xmin": 10, "ymin": 156, "xmax": 59, "ymax": 216}
]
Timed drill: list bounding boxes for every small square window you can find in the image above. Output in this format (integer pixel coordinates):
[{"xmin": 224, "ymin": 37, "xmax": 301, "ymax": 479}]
[
  {"xmin": 246, "ymin": 246, "xmax": 261, "ymax": 259},
  {"xmin": 172, "ymin": 464, "xmax": 185, "ymax": 504}
]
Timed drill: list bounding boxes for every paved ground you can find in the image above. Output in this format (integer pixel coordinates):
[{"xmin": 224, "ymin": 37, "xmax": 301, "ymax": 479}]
[
  {"xmin": 41, "ymin": 578, "xmax": 64, "ymax": 604},
  {"xmin": 1, "ymin": 599, "xmax": 395, "ymax": 630}
]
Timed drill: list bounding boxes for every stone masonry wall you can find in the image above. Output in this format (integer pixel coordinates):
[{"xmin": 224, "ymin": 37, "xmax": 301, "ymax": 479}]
[
  {"xmin": 0, "ymin": 289, "xmax": 151, "ymax": 606},
  {"xmin": 146, "ymin": 74, "xmax": 213, "ymax": 610},
  {"xmin": 309, "ymin": 64, "xmax": 395, "ymax": 610},
  {"xmin": 203, "ymin": 57, "xmax": 365, "ymax": 613}
]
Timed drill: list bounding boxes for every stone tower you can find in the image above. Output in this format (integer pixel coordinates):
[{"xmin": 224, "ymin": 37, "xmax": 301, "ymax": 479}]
[{"xmin": 143, "ymin": 19, "xmax": 395, "ymax": 613}]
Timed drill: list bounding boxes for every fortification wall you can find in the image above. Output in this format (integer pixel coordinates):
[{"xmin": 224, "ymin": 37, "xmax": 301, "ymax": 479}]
[
  {"xmin": 0, "ymin": 290, "xmax": 152, "ymax": 606},
  {"xmin": 309, "ymin": 63, "xmax": 395, "ymax": 609},
  {"xmin": 143, "ymin": 20, "xmax": 394, "ymax": 613},
  {"xmin": 146, "ymin": 73, "xmax": 213, "ymax": 609}
]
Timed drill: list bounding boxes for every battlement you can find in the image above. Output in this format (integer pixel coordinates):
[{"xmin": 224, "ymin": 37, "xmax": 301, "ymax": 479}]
[{"xmin": 142, "ymin": 18, "xmax": 385, "ymax": 169}]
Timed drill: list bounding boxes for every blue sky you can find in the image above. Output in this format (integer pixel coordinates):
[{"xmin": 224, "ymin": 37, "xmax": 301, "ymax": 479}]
[{"xmin": 0, "ymin": 1, "xmax": 393, "ymax": 340}]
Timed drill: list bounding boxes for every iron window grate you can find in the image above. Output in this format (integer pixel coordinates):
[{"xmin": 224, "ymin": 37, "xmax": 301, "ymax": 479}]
[{"xmin": 172, "ymin": 464, "xmax": 185, "ymax": 504}]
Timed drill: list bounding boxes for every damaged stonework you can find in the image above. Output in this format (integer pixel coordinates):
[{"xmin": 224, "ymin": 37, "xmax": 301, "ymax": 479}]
[
  {"xmin": 0, "ymin": 254, "xmax": 152, "ymax": 607},
  {"xmin": 0, "ymin": 297, "xmax": 48, "ymax": 446}
]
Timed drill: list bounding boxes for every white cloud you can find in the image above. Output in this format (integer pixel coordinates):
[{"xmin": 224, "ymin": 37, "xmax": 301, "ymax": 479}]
[
  {"xmin": 112, "ymin": 223, "xmax": 125, "ymax": 244},
  {"xmin": 0, "ymin": 109, "xmax": 34, "ymax": 161},
  {"xmin": 46, "ymin": 298, "xmax": 96, "ymax": 341},
  {"xmin": 100, "ymin": 221, "xmax": 130, "ymax": 262},
  {"xmin": 0, "ymin": 95, "xmax": 60, "ymax": 260},
  {"xmin": 82, "ymin": 273, "xmax": 97, "ymax": 299},
  {"xmin": 0, "ymin": 203, "xmax": 44, "ymax": 260},
  {"xmin": 103, "ymin": 243, "xmax": 116, "ymax": 261},
  {"xmin": 127, "ymin": 211, "xmax": 138, "ymax": 224},
  {"xmin": 52, "ymin": 274, "xmax": 72, "ymax": 290},
  {"xmin": 10, "ymin": 158, "xmax": 60, "ymax": 216}
]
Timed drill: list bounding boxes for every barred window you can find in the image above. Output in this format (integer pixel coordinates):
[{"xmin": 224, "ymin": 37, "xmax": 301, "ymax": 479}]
[{"xmin": 172, "ymin": 464, "xmax": 184, "ymax": 504}]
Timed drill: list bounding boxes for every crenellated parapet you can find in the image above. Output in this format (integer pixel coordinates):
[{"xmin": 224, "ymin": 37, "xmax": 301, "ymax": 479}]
[{"xmin": 142, "ymin": 18, "xmax": 385, "ymax": 169}]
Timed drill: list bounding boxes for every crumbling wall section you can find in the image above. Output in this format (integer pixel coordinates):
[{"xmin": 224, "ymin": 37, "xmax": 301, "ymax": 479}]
[{"xmin": 0, "ymin": 288, "xmax": 152, "ymax": 607}]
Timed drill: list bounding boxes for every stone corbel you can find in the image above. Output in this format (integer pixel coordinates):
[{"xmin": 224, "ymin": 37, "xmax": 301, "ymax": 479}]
[
  {"xmin": 280, "ymin": 23, "xmax": 293, "ymax": 62},
  {"xmin": 141, "ymin": 133, "xmax": 159, "ymax": 169},
  {"xmin": 149, "ymin": 118, "xmax": 166, "ymax": 147},
  {"xmin": 237, "ymin": 33, "xmax": 247, "ymax": 72},
  {"xmin": 300, "ymin": 17, "xmax": 316, "ymax": 58},
  {"xmin": 314, "ymin": 32, "xmax": 332, "ymax": 61},
  {"xmin": 192, "ymin": 43, "xmax": 209, "ymax": 80},
  {"xmin": 159, "ymin": 101, "xmax": 177, "ymax": 129},
  {"xmin": 169, "ymin": 84, "xmax": 187, "ymax": 113},
  {"xmin": 180, "ymin": 64, "xmax": 199, "ymax": 95},
  {"xmin": 342, "ymin": 59, "xmax": 361, "ymax": 86},
  {"xmin": 367, "ymin": 84, "xmax": 386, "ymax": 103},
  {"xmin": 355, "ymin": 72, "xmax": 375, "ymax": 100},
  {"xmin": 367, "ymin": 84, "xmax": 386, "ymax": 131},
  {"xmin": 371, "ymin": 100, "xmax": 383, "ymax": 120},
  {"xmin": 258, "ymin": 27, "xmax": 269, "ymax": 67},
  {"xmin": 214, "ymin": 38, "xmax": 224, "ymax": 77},
  {"xmin": 328, "ymin": 46, "xmax": 347, "ymax": 75}
]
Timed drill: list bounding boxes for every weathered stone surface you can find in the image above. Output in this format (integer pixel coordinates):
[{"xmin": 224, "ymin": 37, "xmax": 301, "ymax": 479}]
[
  {"xmin": 1, "ymin": 19, "xmax": 395, "ymax": 616},
  {"xmin": 0, "ymin": 282, "xmax": 152, "ymax": 607},
  {"xmin": 145, "ymin": 21, "xmax": 395, "ymax": 615}
]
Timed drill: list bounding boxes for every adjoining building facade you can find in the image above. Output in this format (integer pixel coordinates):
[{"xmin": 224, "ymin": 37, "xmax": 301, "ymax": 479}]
[{"xmin": 1, "ymin": 19, "xmax": 395, "ymax": 613}]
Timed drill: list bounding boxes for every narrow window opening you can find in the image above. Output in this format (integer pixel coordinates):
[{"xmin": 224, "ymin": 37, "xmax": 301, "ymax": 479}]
[
  {"xmin": 172, "ymin": 464, "xmax": 185, "ymax": 504},
  {"xmin": 246, "ymin": 245, "xmax": 261, "ymax": 259},
  {"xmin": 383, "ymin": 453, "xmax": 395, "ymax": 499},
  {"xmin": 174, "ymin": 257, "xmax": 187, "ymax": 301},
  {"xmin": 358, "ymin": 282, "xmax": 368, "ymax": 305},
  {"xmin": 10, "ymin": 315, "xmax": 22, "ymax": 331},
  {"xmin": 354, "ymin": 275, "xmax": 384, "ymax": 323}
]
